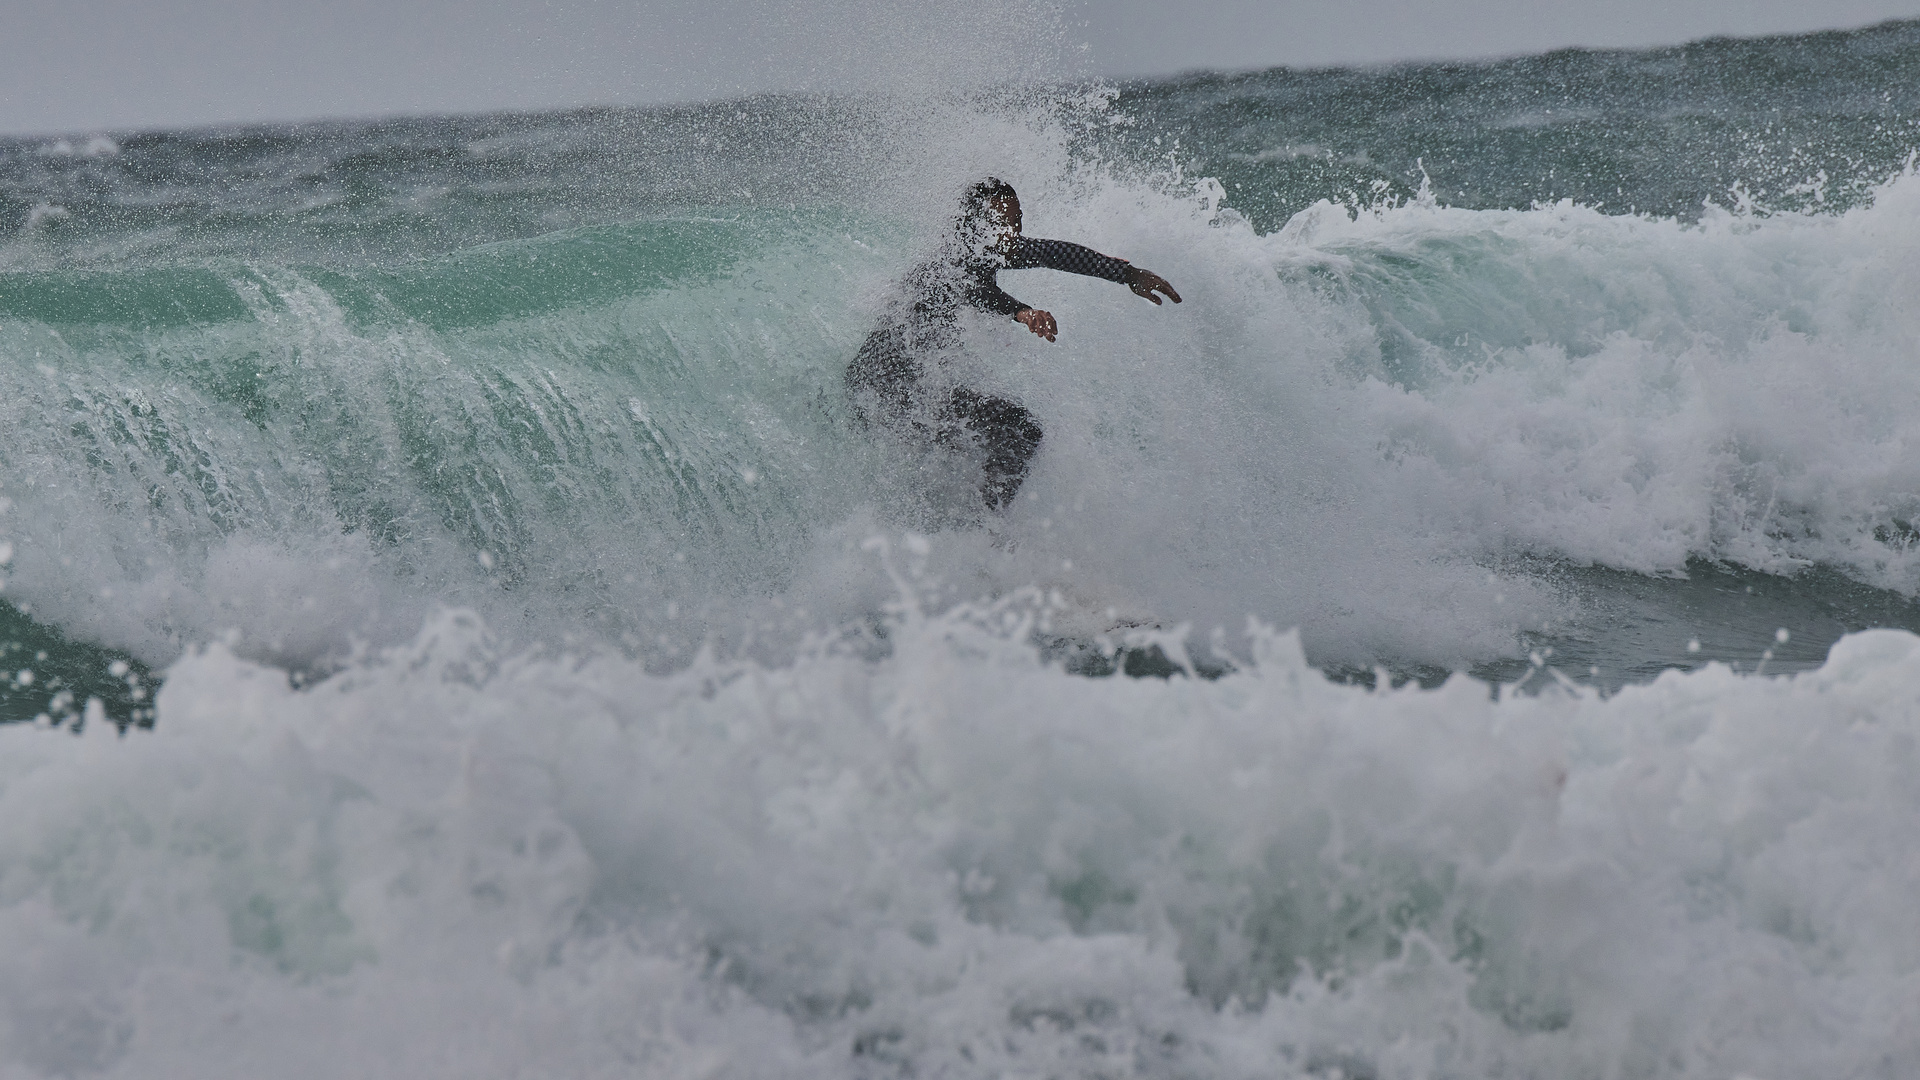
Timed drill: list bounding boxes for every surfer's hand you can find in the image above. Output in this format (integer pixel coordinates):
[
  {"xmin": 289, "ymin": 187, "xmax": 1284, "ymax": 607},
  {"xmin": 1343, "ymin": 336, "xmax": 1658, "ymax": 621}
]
[
  {"xmin": 1016, "ymin": 307, "xmax": 1057, "ymax": 342},
  {"xmin": 1126, "ymin": 267, "xmax": 1181, "ymax": 305}
]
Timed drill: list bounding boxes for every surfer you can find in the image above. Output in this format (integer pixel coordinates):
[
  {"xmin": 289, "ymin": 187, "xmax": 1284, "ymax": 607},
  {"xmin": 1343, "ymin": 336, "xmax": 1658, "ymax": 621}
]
[{"xmin": 846, "ymin": 178, "xmax": 1180, "ymax": 512}]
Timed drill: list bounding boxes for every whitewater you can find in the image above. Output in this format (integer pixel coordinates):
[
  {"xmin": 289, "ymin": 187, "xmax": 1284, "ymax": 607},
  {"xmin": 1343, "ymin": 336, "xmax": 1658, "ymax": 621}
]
[{"xmin": 4, "ymin": 14, "xmax": 1920, "ymax": 1079}]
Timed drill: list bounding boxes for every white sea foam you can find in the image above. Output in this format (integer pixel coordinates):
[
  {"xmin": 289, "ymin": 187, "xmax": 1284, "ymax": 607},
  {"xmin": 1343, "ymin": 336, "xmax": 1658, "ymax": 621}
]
[
  {"xmin": 1, "ymin": 598, "xmax": 1916, "ymax": 1078},
  {"xmin": 1265, "ymin": 167, "xmax": 1920, "ymax": 590},
  {"xmin": 33, "ymin": 137, "xmax": 117, "ymax": 158},
  {"xmin": 22, "ymin": 203, "xmax": 69, "ymax": 230}
]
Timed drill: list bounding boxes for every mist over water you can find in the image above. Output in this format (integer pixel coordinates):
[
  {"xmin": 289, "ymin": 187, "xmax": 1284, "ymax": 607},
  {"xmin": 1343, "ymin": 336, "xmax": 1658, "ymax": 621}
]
[{"xmin": 6, "ymin": 13, "xmax": 1920, "ymax": 1079}]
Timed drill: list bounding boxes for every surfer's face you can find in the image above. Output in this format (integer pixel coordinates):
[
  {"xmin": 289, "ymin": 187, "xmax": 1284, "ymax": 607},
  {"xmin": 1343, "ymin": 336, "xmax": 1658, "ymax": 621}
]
[{"xmin": 985, "ymin": 195, "xmax": 1022, "ymax": 242}]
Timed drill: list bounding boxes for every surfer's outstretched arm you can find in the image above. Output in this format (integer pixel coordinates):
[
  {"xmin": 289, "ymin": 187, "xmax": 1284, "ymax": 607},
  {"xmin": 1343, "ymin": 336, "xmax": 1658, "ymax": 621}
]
[{"xmin": 1006, "ymin": 236, "xmax": 1181, "ymax": 305}]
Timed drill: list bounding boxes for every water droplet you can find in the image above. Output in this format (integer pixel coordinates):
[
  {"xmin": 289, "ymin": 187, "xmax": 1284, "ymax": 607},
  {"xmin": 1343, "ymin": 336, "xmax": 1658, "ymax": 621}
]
[{"xmin": 1686, "ymin": 639, "xmax": 1701, "ymax": 653}]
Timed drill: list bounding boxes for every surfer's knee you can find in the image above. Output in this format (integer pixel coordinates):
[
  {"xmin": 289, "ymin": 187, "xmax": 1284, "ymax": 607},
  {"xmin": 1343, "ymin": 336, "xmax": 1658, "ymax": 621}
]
[
  {"xmin": 1008, "ymin": 406, "xmax": 1041, "ymax": 452},
  {"xmin": 982, "ymin": 399, "xmax": 1041, "ymax": 460}
]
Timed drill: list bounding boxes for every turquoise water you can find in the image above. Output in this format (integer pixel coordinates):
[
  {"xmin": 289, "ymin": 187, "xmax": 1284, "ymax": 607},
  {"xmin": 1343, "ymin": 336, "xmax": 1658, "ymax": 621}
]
[{"xmin": 5, "ymin": 19, "xmax": 1920, "ymax": 1078}]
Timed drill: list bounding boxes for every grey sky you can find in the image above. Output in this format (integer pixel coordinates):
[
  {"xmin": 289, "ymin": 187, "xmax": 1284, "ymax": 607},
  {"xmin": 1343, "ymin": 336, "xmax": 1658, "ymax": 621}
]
[{"xmin": 5, "ymin": 0, "xmax": 1918, "ymax": 135}]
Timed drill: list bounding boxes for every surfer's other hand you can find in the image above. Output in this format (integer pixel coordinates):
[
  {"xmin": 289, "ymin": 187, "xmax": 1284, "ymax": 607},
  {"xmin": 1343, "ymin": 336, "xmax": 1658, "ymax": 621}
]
[
  {"xmin": 1016, "ymin": 307, "xmax": 1057, "ymax": 342},
  {"xmin": 1126, "ymin": 267, "xmax": 1181, "ymax": 305}
]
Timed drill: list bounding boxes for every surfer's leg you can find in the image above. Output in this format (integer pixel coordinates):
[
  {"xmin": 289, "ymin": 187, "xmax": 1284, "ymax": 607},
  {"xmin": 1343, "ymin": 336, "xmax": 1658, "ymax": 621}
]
[
  {"xmin": 845, "ymin": 325, "xmax": 920, "ymax": 428},
  {"xmin": 944, "ymin": 387, "xmax": 1042, "ymax": 511}
]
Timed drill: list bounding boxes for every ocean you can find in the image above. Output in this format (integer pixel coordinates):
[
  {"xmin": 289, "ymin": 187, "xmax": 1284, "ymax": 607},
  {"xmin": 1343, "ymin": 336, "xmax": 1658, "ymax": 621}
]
[{"xmin": 3, "ymin": 16, "xmax": 1920, "ymax": 1078}]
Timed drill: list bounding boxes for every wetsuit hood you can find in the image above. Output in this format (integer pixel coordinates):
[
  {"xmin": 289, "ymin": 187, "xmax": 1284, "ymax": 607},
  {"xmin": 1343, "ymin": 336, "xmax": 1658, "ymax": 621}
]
[{"xmin": 953, "ymin": 178, "xmax": 1021, "ymax": 261}]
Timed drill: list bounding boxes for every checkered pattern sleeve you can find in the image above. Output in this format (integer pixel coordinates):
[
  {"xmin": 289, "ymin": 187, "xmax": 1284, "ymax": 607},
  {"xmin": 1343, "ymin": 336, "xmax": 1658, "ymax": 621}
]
[
  {"xmin": 1006, "ymin": 237, "xmax": 1133, "ymax": 283},
  {"xmin": 967, "ymin": 279, "xmax": 1029, "ymax": 318}
]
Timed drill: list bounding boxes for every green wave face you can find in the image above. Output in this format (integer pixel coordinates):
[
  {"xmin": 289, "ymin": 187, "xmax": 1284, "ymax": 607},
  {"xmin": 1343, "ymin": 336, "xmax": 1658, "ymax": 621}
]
[
  {"xmin": 0, "ymin": 208, "xmax": 905, "ymax": 673},
  {"xmin": 304, "ymin": 217, "xmax": 802, "ymax": 330},
  {"xmin": 0, "ymin": 215, "xmax": 816, "ymax": 330}
]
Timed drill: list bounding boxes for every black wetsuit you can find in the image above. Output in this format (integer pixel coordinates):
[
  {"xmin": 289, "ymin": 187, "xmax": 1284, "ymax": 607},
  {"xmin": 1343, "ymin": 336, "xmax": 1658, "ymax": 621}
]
[{"xmin": 847, "ymin": 235, "xmax": 1134, "ymax": 510}]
